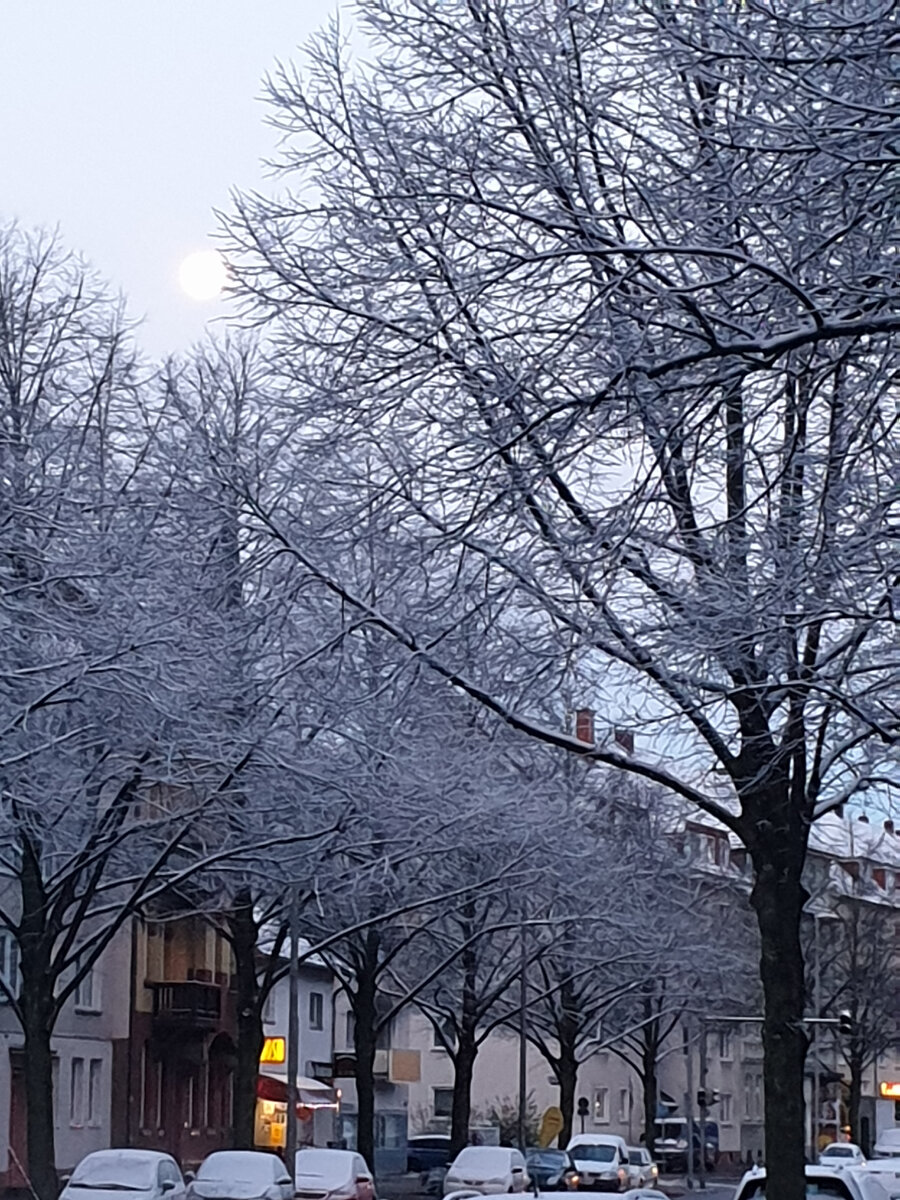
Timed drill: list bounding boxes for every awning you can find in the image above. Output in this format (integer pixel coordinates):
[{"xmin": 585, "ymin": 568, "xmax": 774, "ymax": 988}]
[{"xmin": 257, "ymin": 1070, "xmax": 338, "ymax": 1109}]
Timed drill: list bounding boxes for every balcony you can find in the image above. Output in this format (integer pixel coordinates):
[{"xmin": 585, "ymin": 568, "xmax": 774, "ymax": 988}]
[{"xmin": 150, "ymin": 980, "xmax": 221, "ymax": 1028}]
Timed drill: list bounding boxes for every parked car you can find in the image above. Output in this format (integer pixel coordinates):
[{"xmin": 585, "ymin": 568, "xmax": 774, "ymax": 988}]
[
  {"xmin": 409, "ymin": 1136, "xmax": 454, "ymax": 1175},
  {"xmin": 859, "ymin": 1160, "xmax": 900, "ymax": 1186},
  {"xmin": 295, "ymin": 1148, "xmax": 375, "ymax": 1200},
  {"xmin": 873, "ymin": 1132, "xmax": 900, "ymax": 1160},
  {"xmin": 61, "ymin": 1150, "xmax": 186, "ymax": 1200},
  {"xmin": 820, "ymin": 1145, "xmax": 867, "ymax": 1169},
  {"xmin": 624, "ymin": 1150, "xmax": 658, "ymax": 1190},
  {"xmin": 734, "ymin": 1165, "xmax": 887, "ymax": 1200},
  {"xmin": 622, "ymin": 1191, "xmax": 669, "ymax": 1200},
  {"xmin": 525, "ymin": 1150, "xmax": 580, "ymax": 1191},
  {"xmin": 188, "ymin": 1152, "xmax": 293, "ymax": 1200},
  {"xmin": 566, "ymin": 1136, "xmax": 629, "ymax": 1193},
  {"xmin": 443, "ymin": 1147, "xmax": 530, "ymax": 1195}
]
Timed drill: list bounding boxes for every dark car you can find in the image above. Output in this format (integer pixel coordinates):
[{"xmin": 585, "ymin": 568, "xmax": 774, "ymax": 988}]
[
  {"xmin": 408, "ymin": 1135, "xmax": 453, "ymax": 1175},
  {"xmin": 526, "ymin": 1149, "xmax": 580, "ymax": 1191}
]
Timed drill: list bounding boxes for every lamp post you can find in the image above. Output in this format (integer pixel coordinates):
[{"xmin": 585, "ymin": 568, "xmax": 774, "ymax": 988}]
[{"xmin": 286, "ymin": 884, "xmax": 301, "ymax": 1173}]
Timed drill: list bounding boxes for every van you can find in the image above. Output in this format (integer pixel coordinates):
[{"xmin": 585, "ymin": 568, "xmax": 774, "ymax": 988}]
[{"xmin": 566, "ymin": 1135, "xmax": 630, "ymax": 1192}]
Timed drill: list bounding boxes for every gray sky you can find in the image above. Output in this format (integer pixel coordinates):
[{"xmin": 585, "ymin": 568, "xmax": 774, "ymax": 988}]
[{"xmin": 2, "ymin": 1, "xmax": 338, "ymax": 357}]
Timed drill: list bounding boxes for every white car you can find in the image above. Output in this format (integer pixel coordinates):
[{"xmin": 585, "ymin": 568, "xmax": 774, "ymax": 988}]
[
  {"xmin": 294, "ymin": 1148, "xmax": 375, "ymax": 1200},
  {"xmin": 61, "ymin": 1150, "xmax": 186, "ymax": 1200},
  {"xmin": 821, "ymin": 1145, "xmax": 867, "ymax": 1169},
  {"xmin": 188, "ymin": 1152, "xmax": 293, "ymax": 1200},
  {"xmin": 625, "ymin": 1150, "xmax": 658, "ymax": 1190},
  {"xmin": 621, "ymin": 1191, "xmax": 668, "ymax": 1200},
  {"xmin": 443, "ymin": 1147, "xmax": 530, "ymax": 1195},
  {"xmin": 856, "ymin": 1161, "xmax": 900, "ymax": 1198},
  {"xmin": 566, "ymin": 1135, "xmax": 630, "ymax": 1193},
  {"xmin": 874, "ymin": 1132, "xmax": 900, "ymax": 1160},
  {"xmin": 734, "ymin": 1164, "xmax": 887, "ymax": 1200}
]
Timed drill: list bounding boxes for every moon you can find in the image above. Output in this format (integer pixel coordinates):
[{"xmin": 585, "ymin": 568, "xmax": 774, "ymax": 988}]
[{"xmin": 178, "ymin": 250, "xmax": 228, "ymax": 302}]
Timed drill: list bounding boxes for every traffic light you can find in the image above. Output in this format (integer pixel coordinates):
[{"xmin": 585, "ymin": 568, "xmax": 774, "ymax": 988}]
[
  {"xmin": 697, "ymin": 1089, "xmax": 720, "ymax": 1109},
  {"xmin": 577, "ymin": 1097, "xmax": 590, "ymax": 1117},
  {"xmin": 839, "ymin": 1010, "xmax": 854, "ymax": 1036},
  {"xmin": 697, "ymin": 1090, "xmax": 706, "ymax": 1108}
]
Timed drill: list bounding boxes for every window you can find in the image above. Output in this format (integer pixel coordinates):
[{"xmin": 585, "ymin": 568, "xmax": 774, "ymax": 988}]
[
  {"xmin": 75, "ymin": 964, "xmax": 100, "ymax": 1012},
  {"xmin": 434, "ymin": 1087, "xmax": 454, "ymax": 1118},
  {"xmin": 138, "ymin": 1044, "xmax": 148, "ymax": 1129},
  {"xmin": 592, "ymin": 1087, "xmax": 609, "ymax": 1124},
  {"xmin": 52, "ymin": 1058, "xmax": 60, "ymax": 1128},
  {"xmin": 618, "ymin": 1089, "xmax": 630, "ymax": 1123},
  {"xmin": 308, "ymin": 991, "xmax": 324, "ymax": 1031},
  {"xmin": 154, "ymin": 1060, "xmax": 165, "ymax": 1129},
  {"xmin": 70, "ymin": 1057, "xmax": 85, "ymax": 1125},
  {"xmin": 743, "ymin": 1073, "xmax": 763, "ymax": 1121},
  {"xmin": 718, "ymin": 1030, "xmax": 734, "ymax": 1060},
  {"xmin": 345, "ymin": 1011, "xmax": 356, "ymax": 1048},
  {"xmin": 262, "ymin": 989, "xmax": 276, "ymax": 1025},
  {"xmin": 431, "ymin": 1018, "xmax": 455, "ymax": 1052},
  {"xmin": 0, "ymin": 932, "xmax": 20, "ymax": 1002},
  {"xmin": 720, "ymin": 1093, "xmax": 733, "ymax": 1124},
  {"xmin": 88, "ymin": 1059, "xmax": 102, "ymax": 1126}
]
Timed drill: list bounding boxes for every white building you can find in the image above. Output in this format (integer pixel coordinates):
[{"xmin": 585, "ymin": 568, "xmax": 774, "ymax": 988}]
[
  {"xmin": 256, "ymin": 950, "xmax": 339, "ymax": 1153},
  {"xmin": 0, "ymin": 924, "xmax": 132, "ymax": 1188}
]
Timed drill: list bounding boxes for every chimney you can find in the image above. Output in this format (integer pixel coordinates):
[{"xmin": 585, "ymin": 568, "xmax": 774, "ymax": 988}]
[
  {"xmin": 574, "ymin": 708, "xmax": 595, "ymax": 744},
  {"xmin": 614, "ymin": 727, "xmax": 635, "ymax": 756},
  {"xmin": 885, "ymin": 819, "xmax": 895, "ymax": 836}
]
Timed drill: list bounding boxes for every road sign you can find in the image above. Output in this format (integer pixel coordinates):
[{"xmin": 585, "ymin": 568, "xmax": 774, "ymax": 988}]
[{"xmin": 539, "ymin": 1106, "xmax": 565, "ymax": 1148}]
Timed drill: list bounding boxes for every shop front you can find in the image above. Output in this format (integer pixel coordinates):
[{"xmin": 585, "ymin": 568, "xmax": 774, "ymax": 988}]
[{"xmin": 254, "ymin": 1069, "xmax": 339, "ymax": 1153}]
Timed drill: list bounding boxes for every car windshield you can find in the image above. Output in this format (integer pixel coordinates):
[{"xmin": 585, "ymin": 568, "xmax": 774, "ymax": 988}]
[
  {"xmin": 572, "ymin": 1147, "xmax": 617, "ymax": 1163},
  {"xmin": 528, "ymin": 1153, "xmax": 567, "ymax": 1168},
  {"xmin": 628, "ymin": 1153, "xmax": 644, "ymax": 1165},
  {"xmin": 69, "ymin": 1154, "xmax": 156, "ymax": 1190},
  {"xmin": 453, "ymin": 1149, "xmax": 510, "ymax": 1173},
  {"xmin": 198, "ymin": 1153, "xmax": 273, "ymax": 1184},
  {"xmin": 295, "ymin": 1152, "xmax": 353, "ymax": 1187},
  {"xmin": 822, "ymin": 1149, "xmax": 854, "ymax": 1158}
]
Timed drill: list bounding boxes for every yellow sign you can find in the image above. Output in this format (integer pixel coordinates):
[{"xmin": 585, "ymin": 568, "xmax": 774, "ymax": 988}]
[
  {"xmin": 260, "ymin": 1037, "xmax": 286, "ymax": 1064},
  {"xmin": 538, "ymin": 1106, "xmax": 564, "ymax": 1148},
  {"xmin": 880, "ymin": 1081, "xmax": 900, "ymax": 1099}
]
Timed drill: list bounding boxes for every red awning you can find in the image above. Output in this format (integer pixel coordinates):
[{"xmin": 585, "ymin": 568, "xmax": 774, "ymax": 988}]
[{"xmin": 257, "ymin": 1071, "xmax": 338, "ymax": 1109}]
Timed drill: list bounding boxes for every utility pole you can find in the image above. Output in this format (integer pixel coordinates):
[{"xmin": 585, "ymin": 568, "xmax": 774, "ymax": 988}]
[
  {"xmin": 517, "ymin": 906, "xmax": 528, "ymax": 1152},
  {"xmin": 685, "ymin": 1018, "xmax": 695, "ymax": 1191},
  {"xmin": 698, "ymin": 1018, "xmax": 708, "ymax": 1191},
  {"xmin": 286, "ymin": 883, "xmax": 301, "ymax": 1175},
  {"xmin": 813, "ymin": 914, "xmax": 822, "ymax": 1161}
]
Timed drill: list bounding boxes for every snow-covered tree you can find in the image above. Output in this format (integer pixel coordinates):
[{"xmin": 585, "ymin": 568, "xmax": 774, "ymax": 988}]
[
  {"xmin": 0, "ymin": 225, "xmax": 258, "ymax": 1199},
  {"xmin": 225, "ymin": 4, "xmax": 900, "ymax": 1196}
]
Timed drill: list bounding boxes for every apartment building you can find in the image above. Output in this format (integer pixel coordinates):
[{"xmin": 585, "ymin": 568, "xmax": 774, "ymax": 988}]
[
  {"xmin": 405, "ymin": 808, "xmax": 900, "ymax": 1164},
  {"xmin": 0, "ymin": 924, "xmax": 132, "ymax": 1190}
]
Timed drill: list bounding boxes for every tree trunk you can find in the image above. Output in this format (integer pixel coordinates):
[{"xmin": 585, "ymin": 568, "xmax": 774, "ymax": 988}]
[
  {"xmin": 21, "ymin": 994, "xmax": 57, "ymax": 1200},
  {"xmin": 847, "ymin": 1058, "xmax": 862, "ymax": 1147},
  {"xmin": 230, "ymin": 892, "xmax": 263, "ymax": 1150},
  {"xmin": 19, "ymin": 835, "xmax": 58, "ymax": 1200},
  {"xmin": 556, "ymin": 1048, "xmax": 578, "ymax": 1149},
  {"xmin": 450, "ymin": 1031, "xmax": 477, "ymax": 1157},
  {"xmin": 641, "ymin": 1022, "xmax": 659, "ymax": 1156},
  {"xmin": 450, "ymin": 929, "xmax": 480, "ymax": 1157},
  {"xmin": 749, "ymin": 821, "xmax": 809, "ymax": 1200},
  {"xmin": 354, "ymin": 930, "xmax": 380, "ymax": 1175}
]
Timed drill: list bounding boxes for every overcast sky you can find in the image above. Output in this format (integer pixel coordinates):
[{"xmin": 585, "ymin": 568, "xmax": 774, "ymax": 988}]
[{"xmin": 1, "ymin": 1, "xmax": 339, "ymax": 356}]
